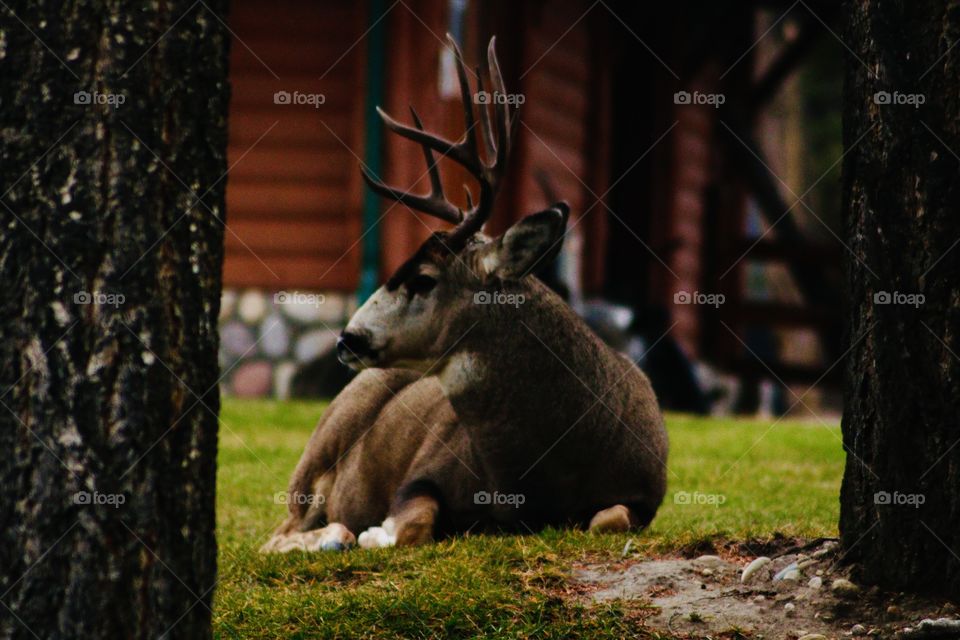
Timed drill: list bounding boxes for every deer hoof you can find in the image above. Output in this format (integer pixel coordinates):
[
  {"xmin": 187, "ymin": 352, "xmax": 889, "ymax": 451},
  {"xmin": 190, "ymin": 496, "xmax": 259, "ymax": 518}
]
[
  {"xmin": 358, "ymin": 518, "xmax": 397, "ymax": 548},
  {"xmin": 305, "ymin": 523, "xmax": 356, "ymax": 551},
  {"xmin": 260, "ymin": 523, "xmax": 356, "ymax": 553},
  {"xmin": 588, "ymin": 505, "xmax": 633, "ymax": 533}
]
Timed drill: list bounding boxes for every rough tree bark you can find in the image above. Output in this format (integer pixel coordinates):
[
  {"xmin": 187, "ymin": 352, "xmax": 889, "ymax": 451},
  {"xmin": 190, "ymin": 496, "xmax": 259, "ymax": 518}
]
[
  {"xmin": 841, "ymin": 1, "xmax": 960, "ymax": 599},
  {"xmin": 0, "ymin": 1, "xmax": 229, "ymax": 637}
]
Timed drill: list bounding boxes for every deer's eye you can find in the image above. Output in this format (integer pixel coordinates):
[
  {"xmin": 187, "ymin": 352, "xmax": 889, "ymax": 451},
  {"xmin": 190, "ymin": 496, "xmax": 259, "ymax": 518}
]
[{"xmin": 406, "ymin": 274, "xmax": 437, "ymax": 297}]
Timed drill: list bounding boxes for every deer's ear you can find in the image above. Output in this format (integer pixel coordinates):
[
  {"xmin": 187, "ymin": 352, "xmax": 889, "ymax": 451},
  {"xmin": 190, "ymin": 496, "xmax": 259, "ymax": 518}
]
[{"xmin": 485, "ymin": 202, "xmax": 569, "ymax": 280}]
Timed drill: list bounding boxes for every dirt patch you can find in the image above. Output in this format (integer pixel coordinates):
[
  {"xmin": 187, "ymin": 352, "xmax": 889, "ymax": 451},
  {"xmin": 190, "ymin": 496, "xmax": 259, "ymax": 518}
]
[{"xmin": 572, "ymin": 539, "xmax": 959, "ymax": 639}]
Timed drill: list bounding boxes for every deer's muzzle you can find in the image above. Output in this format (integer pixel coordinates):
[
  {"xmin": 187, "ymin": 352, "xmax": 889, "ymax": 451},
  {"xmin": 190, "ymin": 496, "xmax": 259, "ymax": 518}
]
[{"xmin": 337, "ymin": 330, "xmax": 378, "ymax": 367}]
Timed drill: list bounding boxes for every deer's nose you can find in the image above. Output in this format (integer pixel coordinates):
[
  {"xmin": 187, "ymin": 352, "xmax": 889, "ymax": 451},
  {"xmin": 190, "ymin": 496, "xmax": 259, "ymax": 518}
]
[{"xmin": 337, "ymin": 331, "xmax": 373, "ymax": 363}]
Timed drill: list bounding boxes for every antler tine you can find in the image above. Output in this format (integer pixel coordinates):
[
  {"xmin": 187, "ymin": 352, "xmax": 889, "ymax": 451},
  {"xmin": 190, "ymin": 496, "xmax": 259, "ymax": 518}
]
[
  {"xmin": 360, "ymin": 100, "xmax": 470, "ymax": 225},
  {"xmin": 360, "ymin": 162, "xmax": 463, "ymax": 224},
  {"xmin": 409, "ymin": 106, "xmax": 456, "ymax": 217},
  {"xmin": 374, "ymin": 106, "xmax": 480, "ymax": 175},
  {"xmin": 475, "ymin": 65, "xmax": 497, "ymax": 160},
  {"xmin": 486, "ymin": 36, "xmax": 511, "ymax": 172},
  {"xmin": 446, "ymin": 34, "xmax": 479, "ymax": 160}
]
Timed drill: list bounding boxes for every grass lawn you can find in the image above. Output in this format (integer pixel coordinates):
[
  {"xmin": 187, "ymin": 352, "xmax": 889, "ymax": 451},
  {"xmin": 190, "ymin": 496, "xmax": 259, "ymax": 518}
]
[{"xmin": 214, "ymin": 399, "xmax": 843, "ymax": 639}]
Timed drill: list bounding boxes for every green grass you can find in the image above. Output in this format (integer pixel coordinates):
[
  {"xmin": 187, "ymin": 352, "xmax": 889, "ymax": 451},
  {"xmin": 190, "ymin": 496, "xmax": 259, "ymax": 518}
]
[{"xmin": 214, "ymin": 399, "xmax": 843, "ymax": 639}]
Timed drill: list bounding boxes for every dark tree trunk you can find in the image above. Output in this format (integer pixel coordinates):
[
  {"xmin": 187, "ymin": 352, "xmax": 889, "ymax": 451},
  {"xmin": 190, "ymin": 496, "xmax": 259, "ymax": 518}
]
[
  {"xmin": 0, "ymin": 2, "xmax": 229, "ymax": 637},
  {"xmin": 841, "ymin": 0, "xmax": 960, "ymax": 600}
]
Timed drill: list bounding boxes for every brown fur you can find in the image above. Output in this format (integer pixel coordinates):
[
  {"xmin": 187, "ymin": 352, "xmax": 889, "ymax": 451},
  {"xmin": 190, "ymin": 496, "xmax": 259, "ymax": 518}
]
[
  {"xmin": 264, "ymin": 37, "xmax": 668, "ymax": 552},
  {"xmin": 265, "ymin": 255, "xmax": 668, "ymax": 549}
]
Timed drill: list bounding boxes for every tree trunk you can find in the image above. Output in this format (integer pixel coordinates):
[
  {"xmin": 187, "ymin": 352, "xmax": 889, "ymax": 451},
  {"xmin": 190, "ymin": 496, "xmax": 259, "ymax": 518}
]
[
  {"xmin": 841, "ymin": 0, "xmax": 960, "ymax": 599},
  {"xmin": 0, "ymin": 2, "xmax": 229, "ymax": 637}
]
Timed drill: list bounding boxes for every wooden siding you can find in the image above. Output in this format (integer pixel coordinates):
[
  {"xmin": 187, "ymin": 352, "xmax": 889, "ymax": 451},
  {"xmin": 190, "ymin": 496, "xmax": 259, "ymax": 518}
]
[
  {"xmin": 224, "ymin": 0, "xmax": 366, "ymax": 290},
  {"xmin": 512, "ymin": 4, "xmax": 595, "ymax": 221},
  {"xmin": 508, "ymin": 1, "xmax": 612, "ymax": 296},
  {"xmin": 666, "ymin": 95, "xmax": 714, "ymax": 357},
  {"xmin": 377, "ymin": 0, "xmax": 450, "ymax": 278}
]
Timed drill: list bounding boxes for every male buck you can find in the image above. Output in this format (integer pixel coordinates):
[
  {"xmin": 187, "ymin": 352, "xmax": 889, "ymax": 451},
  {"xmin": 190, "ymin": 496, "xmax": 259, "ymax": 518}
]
[{"xmin": 262, "ymin": 36, "xmax": 668, "ymax": 553}]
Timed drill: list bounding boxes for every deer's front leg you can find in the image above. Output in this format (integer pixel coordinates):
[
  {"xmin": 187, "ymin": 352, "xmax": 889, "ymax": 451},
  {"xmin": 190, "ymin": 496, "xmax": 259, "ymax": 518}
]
[
  {"xmin": 260, "ymin": 522, "xmax": 357, "ymax": 553},
  {"xmin": 358, "ymin": 493, "xmax": 440, "ymax": 548}
]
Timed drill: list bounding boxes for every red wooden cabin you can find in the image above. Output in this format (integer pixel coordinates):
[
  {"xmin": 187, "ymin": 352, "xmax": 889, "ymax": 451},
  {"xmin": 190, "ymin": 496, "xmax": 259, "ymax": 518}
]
[{"xmin": 221, "ymin": 0, "xmax": 842, "ymax": 412}]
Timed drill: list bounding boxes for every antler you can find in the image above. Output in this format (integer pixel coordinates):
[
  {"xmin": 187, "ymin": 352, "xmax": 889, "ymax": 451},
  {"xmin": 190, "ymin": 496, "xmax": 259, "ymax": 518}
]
[{"xmin": 360, "ymin": 34, "xmax": 518, "ymax": 244}]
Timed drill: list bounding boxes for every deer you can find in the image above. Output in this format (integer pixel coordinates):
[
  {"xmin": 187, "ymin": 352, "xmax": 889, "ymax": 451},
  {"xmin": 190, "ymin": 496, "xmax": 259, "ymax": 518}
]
[{"xmin": 261, "ymin": 36, "xmax": 668, "ymax": 553}]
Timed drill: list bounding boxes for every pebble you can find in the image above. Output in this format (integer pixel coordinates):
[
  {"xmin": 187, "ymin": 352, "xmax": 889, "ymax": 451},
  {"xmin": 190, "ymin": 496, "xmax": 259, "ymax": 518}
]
[
  {"xmin": 273, "ymin": 361, "xmax": 297, "ymax": 400},
  {"xmin": 851, "ymin": 623, "xmax": 867, "ymax": 635},
  {"xmin": 294, "ymin": 329, "xmax": 338, "ymax": 363},
  {"xmin": 886, "ymin": 604, "xmax": 902, "ymax": 617},
  {"xmin": 694, "ymin": 554, "xmax": 724, "ymax": 568},
  {"xmin": 798, "ymin": 634, "xmax": 827, "ymax": 640},
  {"xmin": 259, "ymin": 313, "xmax": 291, "ymax": 357},
  {"xmin": 221, "ymin": 321, "xmax": 255, "ymax": 356},
  {"xmin": 781, "ymin": 569, "xmax": 801, "ymax": 581},
  {"xmin": 701, "ymin": 568, "xmax": 714, "ymax": 576},
  {"xmin": 238, "ymin": 289, "xmax": 268, "ymax": 323},
  {"xmin": 831, "ymin": 578, "xmax": 860, "ymax": 597},
  {"xmin": 220, "ymin": 289, "xmax": 237, "ymax": 321},
  {"xmin": 277, "ymin": 292, "xmax": 329, "ymax": 324},
  {"xmin": 867, "ymin": 629, "xmax": 881, "ymax": 636},
  {"xmin": 784, "ymin": 602, "xmax": 796, "ymax": 617},
  {"xmin": 797, "ymin": 558, "xmax": 819, "ymax": 570},
  {"xmin": 808, "ymin": 576, "xmax": 823, "ymax": 589},
  {"xmin": 811, "ymin": 541, "xmax": 838, "ymax": 558},
  {"xmin": 231, "ymin": 360, "xmax": 273, "ymax": 397},
  {"xmin": 773, "ymin": 562, "xmax": 799, "ymax": 581},
  {"xmin": 741, "ymin": 556, "xmax": 771, "ymax": 583}
]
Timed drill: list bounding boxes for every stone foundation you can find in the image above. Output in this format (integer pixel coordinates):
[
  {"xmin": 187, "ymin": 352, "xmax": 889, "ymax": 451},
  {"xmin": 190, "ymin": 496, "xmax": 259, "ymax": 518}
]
[{"xmin": 218, "ymin": 288, "xmax": 355, "ymax": 398}]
